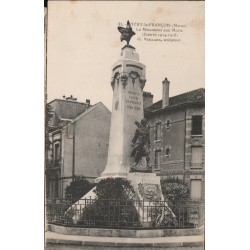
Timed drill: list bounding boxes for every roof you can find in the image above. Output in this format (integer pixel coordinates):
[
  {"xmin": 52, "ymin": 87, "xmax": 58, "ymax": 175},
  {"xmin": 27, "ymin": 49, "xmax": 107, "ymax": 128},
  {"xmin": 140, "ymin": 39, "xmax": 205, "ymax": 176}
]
[
  {"xmin": 73, "ymin": 102, "xmax": 111, "ymax": 122},
  {"xmin": 47, "ymin": 99, "xmax": 111, "ymax": 129},
  {"xmin": 48, "ymin": 99, "xmax": 89, "ymax": 126},
  {"xmin": 145, "ymin": 88, "xmax": 205, "ymax": 114}
]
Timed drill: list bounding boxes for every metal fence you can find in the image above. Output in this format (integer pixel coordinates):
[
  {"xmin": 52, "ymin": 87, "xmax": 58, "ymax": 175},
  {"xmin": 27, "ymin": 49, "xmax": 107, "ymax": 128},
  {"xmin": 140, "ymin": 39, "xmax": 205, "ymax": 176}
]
[{"xmin": 45, "ymin": 197, "xmax": 204, "ymax": 229}]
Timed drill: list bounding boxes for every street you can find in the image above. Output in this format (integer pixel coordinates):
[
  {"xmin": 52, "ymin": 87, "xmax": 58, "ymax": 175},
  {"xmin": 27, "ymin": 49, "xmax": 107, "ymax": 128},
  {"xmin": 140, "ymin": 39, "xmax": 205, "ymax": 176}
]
[{"xmin": 46, "ymin": 244, "xmax": 204, "ymax": 250}]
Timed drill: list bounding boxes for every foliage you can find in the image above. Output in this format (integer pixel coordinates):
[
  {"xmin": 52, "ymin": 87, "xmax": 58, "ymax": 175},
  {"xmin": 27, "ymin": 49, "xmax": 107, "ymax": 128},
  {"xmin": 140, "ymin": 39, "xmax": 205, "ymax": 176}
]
[
  {"xmin": 161, "ymin": 177, "xmax": 189, "ymax": 207},
  {"xmin": 161, "ymin": 177, "xmax": 191, "ymax": 227},
  {"xmin": 65, "ymin": 176, "xmax": 95, "ymax": 204},
  {"xmin": 94, "ymin": 178, "xmax": 136, "ymax": 200},
  {"xmin": 45, "ymin": 103, "xmax": 54, "ymax": 151},
  {"xmin": 45, "ymin": 103, "xmax": 54, "ymax": 127},
  {"xmin": 77, "ymin": 178, "xmax": 141, "ymax": 228}
]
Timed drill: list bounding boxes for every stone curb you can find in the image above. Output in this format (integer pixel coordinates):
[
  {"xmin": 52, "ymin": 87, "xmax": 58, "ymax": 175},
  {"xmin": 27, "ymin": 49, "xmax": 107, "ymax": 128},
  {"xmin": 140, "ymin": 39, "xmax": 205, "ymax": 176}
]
[
  {"xmin": 47, "ymin": 224, "xmax": 203, "ymax": 238},
  {"xmin": 46, "ymin": 238, "xmax": 204, "ymax": 248}
]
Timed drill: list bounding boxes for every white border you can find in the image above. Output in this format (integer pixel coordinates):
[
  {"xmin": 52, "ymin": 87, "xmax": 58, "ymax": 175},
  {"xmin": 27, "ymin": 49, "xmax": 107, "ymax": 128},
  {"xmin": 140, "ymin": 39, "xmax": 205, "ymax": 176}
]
[{"xmin": 1, "ymin": 1, "xmax": 250, "ymax": 249}]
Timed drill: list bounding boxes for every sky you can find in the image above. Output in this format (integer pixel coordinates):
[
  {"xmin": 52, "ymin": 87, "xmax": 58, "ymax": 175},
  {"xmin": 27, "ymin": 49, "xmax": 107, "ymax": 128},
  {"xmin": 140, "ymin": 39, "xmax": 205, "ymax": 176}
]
[{"xmin": 46, "ymin": 1, "xmax": 204, "ymax": 110}]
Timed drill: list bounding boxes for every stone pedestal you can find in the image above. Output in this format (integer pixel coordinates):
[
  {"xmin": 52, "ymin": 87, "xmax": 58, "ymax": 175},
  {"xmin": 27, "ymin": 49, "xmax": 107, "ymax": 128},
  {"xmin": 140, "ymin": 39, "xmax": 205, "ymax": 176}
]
[
  {"xmin": 101, "ymin": 46, "xmax": 146, "ymax": 178},
  {"xmin": 128, "ymin": 172, "xmax": 174, "ymax": 227},
  {"xmin": 128, "ymin": 172, "xmax": 163, "ymax": 200}
]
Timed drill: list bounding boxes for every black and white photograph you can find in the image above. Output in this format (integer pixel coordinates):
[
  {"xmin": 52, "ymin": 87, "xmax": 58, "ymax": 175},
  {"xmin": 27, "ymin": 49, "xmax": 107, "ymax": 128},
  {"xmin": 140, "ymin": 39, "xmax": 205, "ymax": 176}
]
[{"xmin": 44, "ymin": 1, "xmax": 205, "ymax": 249}]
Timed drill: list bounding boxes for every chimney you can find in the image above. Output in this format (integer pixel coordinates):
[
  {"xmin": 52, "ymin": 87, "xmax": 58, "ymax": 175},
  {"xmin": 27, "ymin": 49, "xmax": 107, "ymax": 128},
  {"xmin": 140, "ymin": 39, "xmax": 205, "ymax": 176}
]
[
  {"xmin": 162, "ymin": 78, "xmax": 170, "ymax": 108},
  {"xmin": 66, "ymin": 95, "xmax": 77, "ymax": 101},
  {"xmin": 86, "ymin": 99, "xmax": 90, "ymax": 106},
  {"xmin": 143, "ymin": 91, "xmax": 153, "ymax": 109}
]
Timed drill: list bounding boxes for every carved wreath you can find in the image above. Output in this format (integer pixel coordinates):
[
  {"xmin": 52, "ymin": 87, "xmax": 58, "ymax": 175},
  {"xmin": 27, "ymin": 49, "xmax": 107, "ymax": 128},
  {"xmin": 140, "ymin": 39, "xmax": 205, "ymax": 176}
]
[
  {"xmin": 120, "ymin": 73, "xmax": 128, "ymax": 88},
  {"xmin": 138, "ymin": 183, "xmax": 161, "ymax": 202},
  {"xmin": 110, "ymin": 72, "xmax": 120, "ymax": 90}
]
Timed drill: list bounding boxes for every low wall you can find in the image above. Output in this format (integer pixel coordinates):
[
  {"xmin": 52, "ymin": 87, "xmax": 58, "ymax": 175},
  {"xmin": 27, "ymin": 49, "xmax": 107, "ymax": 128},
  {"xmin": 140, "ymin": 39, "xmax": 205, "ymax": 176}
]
[{"xmin": 47, "ymin": 224, "xmax": 204, "ymax": 238}]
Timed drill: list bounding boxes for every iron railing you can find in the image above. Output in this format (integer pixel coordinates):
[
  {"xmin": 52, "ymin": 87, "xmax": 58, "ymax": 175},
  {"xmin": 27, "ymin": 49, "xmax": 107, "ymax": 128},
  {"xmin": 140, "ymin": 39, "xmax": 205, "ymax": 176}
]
[
  {"xmin": 45, "ymin": 159, "xmax": 62, "ymax": 176},
  {"xmin": 46, "ymin": 159, "xmax": 62, "ymax": 169},
  {"xmin": 45, "ymin": 197, "xmax": 204, "ymax": 229}
]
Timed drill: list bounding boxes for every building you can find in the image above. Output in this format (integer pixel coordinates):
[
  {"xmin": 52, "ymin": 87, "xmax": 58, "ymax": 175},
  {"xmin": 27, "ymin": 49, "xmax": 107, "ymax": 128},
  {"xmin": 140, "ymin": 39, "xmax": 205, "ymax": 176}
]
[
  {"xmin": 144, "ymin": 79, "xmax": 205, "ymax": 200},
  {"xmin": 46, "ymin": 96, "xmax": 111, "ymax": 197}
]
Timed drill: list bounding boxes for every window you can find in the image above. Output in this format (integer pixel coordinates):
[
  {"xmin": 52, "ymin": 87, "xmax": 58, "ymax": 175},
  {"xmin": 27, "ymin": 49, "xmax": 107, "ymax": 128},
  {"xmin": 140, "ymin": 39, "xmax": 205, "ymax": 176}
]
[
  {"xmin": 55, "ymin": 175, "xmax": 59, "ymax": 198},
  {"xmin": 190, "ymin": 180, "xmax": 202, "ymax": 199},
  {"xmin": 166, "ymin": 119, "xmax": 171, "ymax": 129},
  {"xmin": 155, "ymin": 150, "xmax": 161, "ymax": 169},
  {"xmin": 191, "ymin": 115, "xmax": 203, "ymax": 135},
  {"xmin": 54, "ymin": 143, "xmax": 60, "ymax": 160},
  {"xmin": 165, "ymin": 146, "xmax": 170, "ymax": 157},
  {"xmin": 155, "ymin": 122, "xmax": 161, "ymax": 140},
  {"xmin": 191, "ymin": 147, "xmax": 203, "ymax": 168}
]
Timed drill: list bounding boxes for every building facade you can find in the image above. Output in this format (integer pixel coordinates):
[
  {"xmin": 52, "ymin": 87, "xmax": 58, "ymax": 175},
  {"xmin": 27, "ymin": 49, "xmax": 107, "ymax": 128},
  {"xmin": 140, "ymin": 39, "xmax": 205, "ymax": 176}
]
[
  {"xmin": 46, "ymin": 96, "xmax": 111, "ymax": 197},
  {"xmin": 144, "ymin": 79, "xmax": 205, "ymax": 200}
]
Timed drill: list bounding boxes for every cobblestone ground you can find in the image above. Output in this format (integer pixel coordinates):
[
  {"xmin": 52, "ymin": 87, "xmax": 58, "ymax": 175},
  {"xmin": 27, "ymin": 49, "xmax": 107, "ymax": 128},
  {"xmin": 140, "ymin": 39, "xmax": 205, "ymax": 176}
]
[{"xmin": 46, "ymin": 244, "xmax": 204, "ymax": 250}]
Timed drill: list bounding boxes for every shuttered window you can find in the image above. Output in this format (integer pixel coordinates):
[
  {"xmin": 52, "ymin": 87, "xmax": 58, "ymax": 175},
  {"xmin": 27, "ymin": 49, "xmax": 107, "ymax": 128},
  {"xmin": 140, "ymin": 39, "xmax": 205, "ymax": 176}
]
[
  {"xmin": 155, "ymin": 123, "xmax": 161, "ymax": 140},
  {"xmin": 191, "ymin": 180, "xmax": 202, "ymax": 199},
  {"xmin": 166, "ymin": 119, "xmax": 171, "ymax": 129},
  {"xmin": 155, "ymin": 150, "xmax": 161, "ymax": 168},
  {"xmin": 191, "ymin": 147, "xmax": 203, "ymax": 168},
  {"xmin": 191, "ymin": 115, "xmax": 203, "ymax": 135},
  {"xmin": 54, "ymin": 143, "xmax": 60, "ymax": 160},
  {"xmin": 165, "ymin": 146, "xmax": 170, "ymax": 157}
]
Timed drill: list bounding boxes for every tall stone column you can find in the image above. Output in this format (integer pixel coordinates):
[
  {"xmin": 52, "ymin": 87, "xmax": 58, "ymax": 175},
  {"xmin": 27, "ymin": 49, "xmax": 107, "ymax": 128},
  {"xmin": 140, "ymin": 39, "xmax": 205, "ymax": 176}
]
[{"xmin": 101, "ymin": 46, "xmax": 146, "ymax": 178}]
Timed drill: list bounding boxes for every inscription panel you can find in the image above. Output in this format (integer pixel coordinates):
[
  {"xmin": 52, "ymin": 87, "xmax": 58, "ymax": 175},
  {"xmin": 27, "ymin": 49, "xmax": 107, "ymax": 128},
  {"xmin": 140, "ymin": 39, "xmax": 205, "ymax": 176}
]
[{"xmin": 125, "ymin": 90, "xmax": 142, "ymax": 113}]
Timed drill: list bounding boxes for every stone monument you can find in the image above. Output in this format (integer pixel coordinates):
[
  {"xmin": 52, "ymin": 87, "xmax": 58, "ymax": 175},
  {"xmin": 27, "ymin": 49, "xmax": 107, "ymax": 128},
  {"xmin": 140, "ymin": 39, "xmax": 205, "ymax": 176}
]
[
  {"xmin": 100, "ymin": 21, "xmax": 175, "ymax": 226},
  {"xmin": 70, "ymin": 21, "xmax": 175, "ymax": 226}
]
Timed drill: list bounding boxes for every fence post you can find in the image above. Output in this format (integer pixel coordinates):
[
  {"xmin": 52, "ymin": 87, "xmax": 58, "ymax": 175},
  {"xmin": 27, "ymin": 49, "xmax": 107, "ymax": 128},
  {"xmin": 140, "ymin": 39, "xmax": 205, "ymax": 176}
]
[{"xmin": 142, "ymin": 199, "xmax": 144, "ymax": 223}]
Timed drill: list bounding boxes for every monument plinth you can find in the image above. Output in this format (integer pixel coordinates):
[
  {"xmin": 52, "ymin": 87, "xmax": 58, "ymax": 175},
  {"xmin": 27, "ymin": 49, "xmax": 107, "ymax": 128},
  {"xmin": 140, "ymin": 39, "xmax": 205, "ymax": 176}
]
[{"xmin": 101, "ymin": 46, "xmax": 147, "ymax": 178}]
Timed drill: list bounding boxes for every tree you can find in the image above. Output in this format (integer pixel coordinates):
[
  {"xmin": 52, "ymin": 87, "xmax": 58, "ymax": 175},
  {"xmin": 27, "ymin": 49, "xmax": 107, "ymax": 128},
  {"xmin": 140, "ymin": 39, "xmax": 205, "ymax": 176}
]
[
  {"xmin": 161, "ymin": 177, "xmax": 189, "ymax": 207},
  {"xmin": 65, "ymin": 177, "xmax": 95, "ymax": 204},
  {"xmin": 161, "ymin": 177, "xmax": 190, "ymax": 226},
  {"xmin": 77, "ymin": 178, "xmax": 140, "ymax": 228},
  {"xmin": 45, "ymin": 103, "xmax": 54, "ymax": 197},
  {"xmin": 94, "ymin": 177, "xmax": 136, "ymax": 200},
  {"xmin": 45, "ymin": 103, "xmax": 53, "ymax": 152}
]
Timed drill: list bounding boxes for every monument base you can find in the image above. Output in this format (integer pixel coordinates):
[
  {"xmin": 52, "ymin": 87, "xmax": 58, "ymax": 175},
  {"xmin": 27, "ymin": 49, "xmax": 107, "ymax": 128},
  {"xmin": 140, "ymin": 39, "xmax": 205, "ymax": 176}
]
[
  {"xmin": 127, "ymin": 172, "xmax": 175, "ymax": 227},
  {"xmin": 68, "ymin": 169, "xmax": 175, "ymax": 227},
  {"xmin": 127, "ymin": 172, "xmax": 162, "ymax": 196}
]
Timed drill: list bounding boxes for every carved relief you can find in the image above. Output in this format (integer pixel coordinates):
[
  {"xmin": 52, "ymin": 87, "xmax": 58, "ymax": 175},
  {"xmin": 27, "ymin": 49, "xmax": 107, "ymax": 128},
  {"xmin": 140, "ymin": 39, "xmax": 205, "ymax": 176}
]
[
  {"xmin": 120, "ymin": 73, "xmax": 128, "ymax": 88},
  {"xmin": 139, "ymin": 77, "xmax": 146, "ymax": 91},
  {"xmin": 129, "ymin": 71, "xmax": 139, "ymax": 86},
  {"xmin": 110, "ymin": 77, "xmax": 115, "ymax": 91},
  {"xmin": 111, "ymin": 72, "xmax": 120, "ymax": 90},
  {"xmin": 115, "ymin": 100, "xmax": 119, "ymax": 111},
  {"xmin": 138, "ymin": 183, "xmax": 161, "ymax": 202},
  {"xmin": 190, "ymin": 137, "xmax": 204, "ymax": 145}
]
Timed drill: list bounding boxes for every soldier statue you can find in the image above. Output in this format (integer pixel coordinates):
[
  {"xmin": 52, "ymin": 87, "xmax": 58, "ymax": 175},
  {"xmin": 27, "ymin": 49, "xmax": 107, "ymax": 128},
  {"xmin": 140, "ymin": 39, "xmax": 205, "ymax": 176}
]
[{"xmin": 130, "ymin": 118, "xmax": 152, "ymax": 173}]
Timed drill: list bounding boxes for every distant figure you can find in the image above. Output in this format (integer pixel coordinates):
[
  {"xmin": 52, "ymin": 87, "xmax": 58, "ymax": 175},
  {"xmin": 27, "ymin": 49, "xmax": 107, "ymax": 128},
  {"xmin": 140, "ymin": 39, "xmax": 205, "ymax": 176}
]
[
  {"xmin": 118, "ymin": 20, "xmax": 136, "ymax": 45},
  {"xmin": 130, "ymin": 118, "xmax": 152, "ymax": 172}
]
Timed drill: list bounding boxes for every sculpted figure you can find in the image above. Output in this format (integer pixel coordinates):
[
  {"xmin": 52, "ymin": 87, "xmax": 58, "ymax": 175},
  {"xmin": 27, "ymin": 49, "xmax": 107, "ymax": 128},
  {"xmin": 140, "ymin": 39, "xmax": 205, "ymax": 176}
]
[
  {"xmin": 118, "ymin": 20, "xmax": 136, "ymax": 45},
  {"xmin": 130, "ymin": 118, "xmax": 152, "ymax": 172},
  {"xmin": 120, "ymin": 73, "xmax": 128, "ymax": 88}
]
